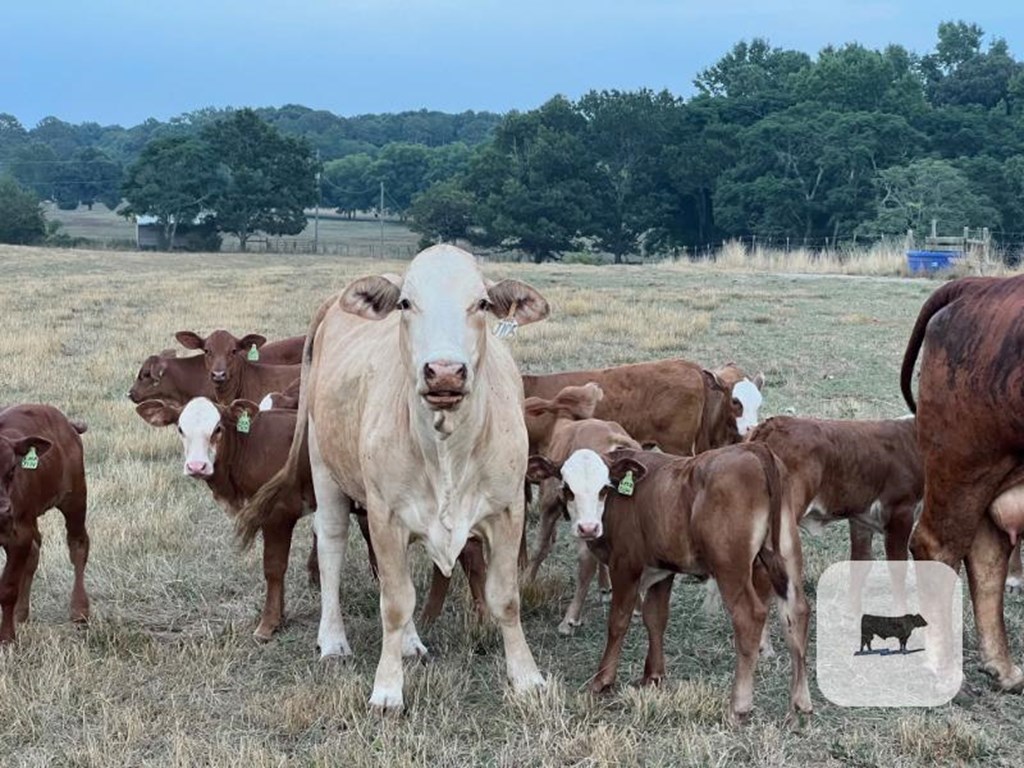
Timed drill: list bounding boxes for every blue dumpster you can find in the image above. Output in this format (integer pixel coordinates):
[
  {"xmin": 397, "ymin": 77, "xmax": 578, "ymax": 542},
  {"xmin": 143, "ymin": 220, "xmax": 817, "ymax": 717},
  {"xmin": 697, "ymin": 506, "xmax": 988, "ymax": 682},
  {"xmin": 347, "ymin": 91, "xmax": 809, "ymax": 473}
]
[{"xmin": 906, "ymin": 250, "xmax": 960, "ymax": 274}]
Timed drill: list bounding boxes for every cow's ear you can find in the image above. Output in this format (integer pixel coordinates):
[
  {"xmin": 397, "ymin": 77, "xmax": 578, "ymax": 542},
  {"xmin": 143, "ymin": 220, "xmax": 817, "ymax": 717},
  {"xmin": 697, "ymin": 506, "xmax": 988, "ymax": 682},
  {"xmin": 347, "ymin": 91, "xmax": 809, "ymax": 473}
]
[
  {"xmin": 526, "ymin": 455, "xmax": 559, "ymax": 483},
  {"xmin": 607, "ymin": 456, "xmax": 647, "ymax": 486},
  {"xmin": 238, "ymin": 334, "xmax": 267, "ymax": 351},
  {"xmin": 226, "ymin": 399, "xmax": 260, "ymax": 430},
  {"xmin": 12, "ymin": 436, "xmax": 52, "ymax": 461},
  {"xmin": 339, "ymin": 275, "xmax": 403, "ymax": 320},
  {"xmin": 486, "ymin": 279, "xmax": 550, "ymax": 327},
  {"xmin": 136, "ymin": 400, "xmax": 180, "ymax": 427},
  {"xmin": 702, "ymin": 368, "xmax": 728, "ymax": 393},
  {"xmin": 175, "ymin": 331, "xmax": 205, "ymax": 350}
]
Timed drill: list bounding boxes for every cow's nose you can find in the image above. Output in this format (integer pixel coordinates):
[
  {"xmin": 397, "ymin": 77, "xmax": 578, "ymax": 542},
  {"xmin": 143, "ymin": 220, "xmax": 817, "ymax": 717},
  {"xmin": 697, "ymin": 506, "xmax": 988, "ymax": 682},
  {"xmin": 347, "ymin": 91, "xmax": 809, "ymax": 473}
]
[
  {"xmin": 423, "ymin": 361, "xmax": 467, "ymax": 385},
  {"xmin": 185, "ymin": 460, "xmax": 210, "ymax": 476},
  {"xmin": 577, "ymin": 521, "xmax": 601, "ymax": 539},
  {"xmin": 211, "ymin": 370, "xmax": 228, "ymax": 383}
]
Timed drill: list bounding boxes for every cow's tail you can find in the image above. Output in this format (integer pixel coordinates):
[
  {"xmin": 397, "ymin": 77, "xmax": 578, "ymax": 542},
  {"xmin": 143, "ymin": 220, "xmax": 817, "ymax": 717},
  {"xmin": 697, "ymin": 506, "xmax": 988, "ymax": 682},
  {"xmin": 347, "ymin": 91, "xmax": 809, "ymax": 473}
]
[
  {"xmin": 900, "ymin": 279, "xmax": 981, "ymax": 414},
  {"xmin": 236, "ymin": 295, "xmax": 335, "ymax": 549},
  {"xmin": 750, "ymin": 443, "xmax": 788, "ymax": 600}
]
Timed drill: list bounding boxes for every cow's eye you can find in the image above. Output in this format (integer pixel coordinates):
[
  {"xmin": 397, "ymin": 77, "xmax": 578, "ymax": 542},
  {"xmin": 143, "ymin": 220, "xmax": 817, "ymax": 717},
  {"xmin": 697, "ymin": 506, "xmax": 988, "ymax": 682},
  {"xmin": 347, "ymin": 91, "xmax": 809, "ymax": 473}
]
[
  {"xmin": 397, "ymin": 298, "xmax": 411, "ymax": 311},
  {"xmin": 176, "ymin": 426, "xmax": 183, "ymax": 436},
  {"xmin": 598, "ymin": 487, "xmax": 609, "ymax": 499},
  {"xmin": 212, "ymin": 425, "xmax": 222, "ymax": 436},
  {"xmin": 477, "ymin": 298, "xmax": 491, "ymax": 312},
  {"xmin": 563, "ymin": 485, "xmax": 575, "ymax": 500}
]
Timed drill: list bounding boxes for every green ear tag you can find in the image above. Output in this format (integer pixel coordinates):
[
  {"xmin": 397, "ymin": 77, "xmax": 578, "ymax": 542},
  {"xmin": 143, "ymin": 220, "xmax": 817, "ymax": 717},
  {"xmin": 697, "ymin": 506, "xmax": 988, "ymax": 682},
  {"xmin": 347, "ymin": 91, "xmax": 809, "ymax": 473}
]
[
  {"xmin": 246, "ymin": 344, "xmax": 260, "ymax": 362},
  {"xmin": 236, "ymin": 412, "xmax": 251, "ymax": 434},
  {"xmin": 21, "ymin": 447, "xmax": 39, "ymax": 470},
  {"xmin": 617, "ymin": 470, "xmax": 634, "ymax": 496}
]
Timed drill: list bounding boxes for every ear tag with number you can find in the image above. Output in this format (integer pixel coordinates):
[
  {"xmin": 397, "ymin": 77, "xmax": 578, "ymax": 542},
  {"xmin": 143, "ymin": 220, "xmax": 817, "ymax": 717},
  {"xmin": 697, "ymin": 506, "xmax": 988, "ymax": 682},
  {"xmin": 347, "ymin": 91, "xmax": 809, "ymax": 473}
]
[
  {"xmin": 21, "ymin": 447, "xmax": 39, "ymax": 470},
  {"xmin": 236, "ymin": 412, "xmax": 252, "ymax": 434},
  {"xmin": 617, "ymin": 470, "xmax": 634, "ymax": 496},
  {"xmin": 246, "ymin": 344, "xmax": 260, "ymax": 362},
  {"xmin": 493, "ymin": 304, "xmax": 519, "ymax": 339}
]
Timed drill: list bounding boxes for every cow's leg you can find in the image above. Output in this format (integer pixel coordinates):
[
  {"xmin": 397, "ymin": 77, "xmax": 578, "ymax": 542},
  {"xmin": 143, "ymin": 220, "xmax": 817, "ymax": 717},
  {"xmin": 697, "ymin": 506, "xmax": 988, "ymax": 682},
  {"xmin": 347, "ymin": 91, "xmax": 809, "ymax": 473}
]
[
  {"xmin": 255, "ymin": 515, "xmax": 297, "ymax": 641},
  {"xmin": 884, "ymin": 503, "xmax": 914, "ymax": 615},
  {"xmin": 774, "ymin": 541, "xmax": 812, "ymax": 716},
  {"xmin": 1006, "ymin": 541, "xmax": 1023, "ymax": 593},
  {"xmin": 0, "ymin": 540, "xmax": 31, "ymax": 643},
  {"xmin": 480, "ymin": 508, "xmax": 544, "ymax": 694},
  {"xmin": 367, "ymin": 511, "xmax": 416, "ymax": 713},
  {"xmin": 309, "ymin": 419, "xmax": 353, "ymax": 658},
  {"xmin": 717, "ymin": 574, "xmax": 768, "ymax": 722},
  {"xmin": 306, "ymin": 530, "xmax": 320, "ymax": 589},
  {"xmin": 14, "ymin": 532, "xmax": 40, "ymax": 623},
  {"xmin": 420, "ymin": 568, "xmax": 451, "ymax": 627},
  {"xmin": 58, "ymin": 487, "xmax": 90, "ymax": 623},
  {"xmin": 641, "ymin": 575, "xmax": 674, "ymax": 686},
  {"xmin": 559, "ymin": 540, "xmax": 599, "ymax": 635},
  {"xmin": 590, "ymin": 567, "xmax": 641, "ymax": 693},
  {"xmin": 598, "ymin": 563, "xmax": 612, "ymax": 603},
  {"xmin": 354, "ymin": 513, "xmax": 378, "ymax": 579},
  {"xmin": 965, "ymin": 515, "xmax": 1023, "ymax": 691},
  {"xmin": 848, "ymin": 519, "xmax": 873, "ymax": 619},
  {"xmin": 750, "ymin": 569, "xmax": 775, "ymax": 659},
  {"xmin": 460, "ymin": 538, "xmax": 488, "ymax": 622},
  {"xmin": 526, "ymin": 484, "xmax": 561, "ymax": 583}
]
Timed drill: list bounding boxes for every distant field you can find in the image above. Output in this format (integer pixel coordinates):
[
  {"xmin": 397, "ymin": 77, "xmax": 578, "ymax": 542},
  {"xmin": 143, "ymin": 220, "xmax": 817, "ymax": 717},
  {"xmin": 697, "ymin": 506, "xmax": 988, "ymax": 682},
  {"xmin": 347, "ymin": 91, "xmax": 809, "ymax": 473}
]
[
  {"xmin": 0, "ymin": 245, "xmax": 1021, "ymax": 766},
  {"xmin": 44, "ymin": 203, "xmax": 422, "ymax": 258}
]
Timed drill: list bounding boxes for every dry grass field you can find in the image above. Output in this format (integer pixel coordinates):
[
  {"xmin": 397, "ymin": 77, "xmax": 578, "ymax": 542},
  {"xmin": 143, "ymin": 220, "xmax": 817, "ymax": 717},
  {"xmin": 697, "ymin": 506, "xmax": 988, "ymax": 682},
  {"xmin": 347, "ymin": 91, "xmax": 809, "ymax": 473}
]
[{"xmin": 0, "ymin": 244, "xmax": 1022, "ymax": 767}]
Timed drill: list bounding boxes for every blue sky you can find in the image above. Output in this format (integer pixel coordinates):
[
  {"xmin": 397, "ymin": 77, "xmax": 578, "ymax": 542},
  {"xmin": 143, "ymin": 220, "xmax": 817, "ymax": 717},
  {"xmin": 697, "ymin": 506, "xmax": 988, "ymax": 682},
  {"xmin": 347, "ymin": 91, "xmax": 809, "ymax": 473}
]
[{"xmin": 3, "ymin": 1, "xmax": 1023, "ymax": 127}]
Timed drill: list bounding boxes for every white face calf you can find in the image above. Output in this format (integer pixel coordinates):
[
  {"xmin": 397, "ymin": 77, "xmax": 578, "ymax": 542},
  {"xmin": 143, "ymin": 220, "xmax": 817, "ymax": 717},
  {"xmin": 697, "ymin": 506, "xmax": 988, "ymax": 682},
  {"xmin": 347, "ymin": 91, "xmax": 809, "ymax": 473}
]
[
  {"xmin": 732, "ymin": 379, "xmax": 764, "ymax": 436},
  {"xmin": 560, "ymin": 449, "xmax": 612, "ymax": 539},
  {"xmin": 339, "ymin": 245, "xmax": 549, "ymax": 414},
  {"xmin": 175, "ymin": 398, "xmax": 223, "ymax": 478}
]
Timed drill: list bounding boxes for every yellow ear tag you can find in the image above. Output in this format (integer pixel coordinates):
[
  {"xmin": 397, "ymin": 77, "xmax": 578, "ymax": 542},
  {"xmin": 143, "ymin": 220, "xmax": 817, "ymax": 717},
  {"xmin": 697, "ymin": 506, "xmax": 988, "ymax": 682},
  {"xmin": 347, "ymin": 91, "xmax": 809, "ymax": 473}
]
[
  {"xmin": 236, "ymin": 412, "xmax": 251, "ymax": 434},
  {"xmin": 21, "ymin": 447, "xmax": 39, "ymax": 470},
  {"xmin": 246, "ymin": 344, "xmax": 260, "ymax": 362},
  {"xmin": 617, "ymin": 470, "xmax": 634, "ymax": 496}
]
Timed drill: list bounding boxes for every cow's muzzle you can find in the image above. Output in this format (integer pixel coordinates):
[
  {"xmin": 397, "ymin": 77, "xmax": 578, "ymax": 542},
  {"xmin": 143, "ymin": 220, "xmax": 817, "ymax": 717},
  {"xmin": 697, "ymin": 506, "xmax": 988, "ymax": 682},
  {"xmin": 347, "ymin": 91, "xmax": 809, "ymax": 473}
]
[
  {"xmin": 211, "ymin": 370, "xmax": 228, "ymax": 384},
  {"xmin": 185, "ymin": 460, "xmax": 213, "ymax": 478},
  {"xmin": 422, "ymin": 361, "xmax": 467, "ymax": 410}
]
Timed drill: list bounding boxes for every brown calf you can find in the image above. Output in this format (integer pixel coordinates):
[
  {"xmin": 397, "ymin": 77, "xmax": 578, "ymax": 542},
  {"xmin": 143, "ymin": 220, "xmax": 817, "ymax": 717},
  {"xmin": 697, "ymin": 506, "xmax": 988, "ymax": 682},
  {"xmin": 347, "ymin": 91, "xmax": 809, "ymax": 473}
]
[
  {"xmin": 0, "ymin": 404, "xmax": 90, "ymax": 642},
  {"xmin": 523, "ymin": 383, "xmax": 639, "ymax": 633},
  {"xmin": 522, "ymin": 359, "xmax": 756, "ymax": 456},
  {"xmin": 530, "ymin": 444, "xmax": 810, "ymax": 721},
  {"xmin": 175, "ymin": 330, "xmax": 300, "ymax": 405},
  {"xmin": 747, "ymin": 415, "xmax": 921, "ymax": 616},
  {"xmin": 136, "ymin": 397, "xmax": 362, "ymax": 640},
  {"xmin": 129, "ymin": 350, "xmax": 213, "ymax": 405}
]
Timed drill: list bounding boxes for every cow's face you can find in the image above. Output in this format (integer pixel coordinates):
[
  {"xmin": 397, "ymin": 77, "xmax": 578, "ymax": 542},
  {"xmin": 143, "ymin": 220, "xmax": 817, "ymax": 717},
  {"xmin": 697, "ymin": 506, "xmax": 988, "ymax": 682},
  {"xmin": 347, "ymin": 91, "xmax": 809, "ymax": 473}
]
[
  {"xmin": 129, "ymin": 351, "xmax": 176, "ymax": 403},
  {"xmin": 731, "ymin": 379, "xmax": 764, "ymax": 436},
  {"xmin": 0, "ymin": 434, "xmax": 52, "ymax": 536},
  {"xmin": 339, "ymin": 245, "xmax": 549, "ymax": 413},
  {"xmin": 911, "ymin": 613, "xmax": 928, "ymax": 628},
  {"xmin": 176, "ymin": 330, "xmax": 266, "ymax": 388}
]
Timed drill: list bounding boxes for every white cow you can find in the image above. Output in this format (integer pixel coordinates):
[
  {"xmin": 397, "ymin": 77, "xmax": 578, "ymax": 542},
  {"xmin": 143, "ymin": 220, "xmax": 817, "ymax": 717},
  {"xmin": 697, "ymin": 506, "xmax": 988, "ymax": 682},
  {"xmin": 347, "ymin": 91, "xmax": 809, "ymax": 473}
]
[{"xmin": 240, "ymin": 244, "xmax": 549, "ymax": 712}]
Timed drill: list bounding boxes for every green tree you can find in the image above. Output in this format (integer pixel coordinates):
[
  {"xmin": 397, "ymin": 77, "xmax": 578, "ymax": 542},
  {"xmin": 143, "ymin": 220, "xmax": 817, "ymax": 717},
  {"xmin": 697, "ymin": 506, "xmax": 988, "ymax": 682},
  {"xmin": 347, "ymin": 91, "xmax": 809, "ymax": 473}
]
[
  {"xmin": 0, "ymin": 176, "xmax": 46, "ymax": 244},
  {"xmin": 858, "ymin": 158, "xmax": 1001, "ymax": 235},
  {"xmin": 410, "ymin": 180, "xmax": 475, "ymax": 244},
  {"xmin": 370, "ymin": 143, "xmax": 433, "ymax": 218},
  {"xmin": 121, "ymin": 137, "xmax": 221, "ymax": 250},
  {"xmin": 322, "ymin": 154, "xmax": 375, "ymax": 216},
  {"xmin": 200, "ymin": 109, "xmax": 318, "ymax": 250}
]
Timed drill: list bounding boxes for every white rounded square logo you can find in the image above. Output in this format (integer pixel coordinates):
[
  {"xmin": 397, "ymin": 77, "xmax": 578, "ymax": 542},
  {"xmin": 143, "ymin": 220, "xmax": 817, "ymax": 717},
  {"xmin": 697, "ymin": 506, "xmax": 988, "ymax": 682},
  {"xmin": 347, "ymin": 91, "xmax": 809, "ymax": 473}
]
[{"xmin": 816, "ymin": 560, "xmax": 963, "ymax": 707}]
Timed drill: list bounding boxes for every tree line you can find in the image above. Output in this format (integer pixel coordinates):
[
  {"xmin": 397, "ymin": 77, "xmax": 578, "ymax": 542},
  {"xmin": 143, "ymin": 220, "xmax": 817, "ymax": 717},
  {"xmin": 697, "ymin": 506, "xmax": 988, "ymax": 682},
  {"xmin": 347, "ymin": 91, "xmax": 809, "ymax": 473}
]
[{"xmin": 2, "ymin": 21, "xmax": 1023, "ymax": 259}]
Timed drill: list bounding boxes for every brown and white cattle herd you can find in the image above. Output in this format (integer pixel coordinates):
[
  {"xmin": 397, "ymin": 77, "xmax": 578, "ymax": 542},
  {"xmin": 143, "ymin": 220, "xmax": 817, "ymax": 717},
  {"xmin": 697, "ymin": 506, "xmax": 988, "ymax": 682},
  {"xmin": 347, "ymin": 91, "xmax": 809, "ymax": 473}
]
[{"xmin": 4, "ymin": 244, "xmax": 1024, "ymax": 722}]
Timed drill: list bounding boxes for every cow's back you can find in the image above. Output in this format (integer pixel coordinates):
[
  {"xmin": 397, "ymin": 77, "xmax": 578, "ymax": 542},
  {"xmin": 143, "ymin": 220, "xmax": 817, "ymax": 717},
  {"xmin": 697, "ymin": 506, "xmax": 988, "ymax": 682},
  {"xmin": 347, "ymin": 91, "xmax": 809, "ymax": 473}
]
[
  {"xmin": 0, "ymin": 404, "xmax": 84, "ymax": 516},
  {"xmin": 523, "ymin": 360, "xmax": 706, "ymax": 455}
]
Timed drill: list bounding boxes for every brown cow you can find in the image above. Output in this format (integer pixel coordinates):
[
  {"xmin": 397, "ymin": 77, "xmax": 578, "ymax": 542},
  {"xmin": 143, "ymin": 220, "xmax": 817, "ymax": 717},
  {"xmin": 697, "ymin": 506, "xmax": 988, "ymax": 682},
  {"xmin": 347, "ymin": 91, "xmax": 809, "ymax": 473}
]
[
  {"xmin": 747, "ymin": 415, "xmax": 922, "ymax": 617},
  {"xmin": 0, "ymin": 404, "xmax": 90, "ymax": 642},
  {"xmin": 129, "ymin": 350, "xmax": 213, "ymax": 405},
  {"xmin": 258, "ymin": 335, "xmax": 305, "ymax": 365},
  {"xmin": 529, "ymin": 444, "xmax": 810, "ymax": 721},
  {"xmin": 523, "ymin": 383, "xmax": 640, "ymax": 633},
  {"xmin": 522, "ymin": 359, "xmax": 761, "ymax": 457},
  {"xmin": 175, "ymin": 330, "xmax": 300, "ymax": 405},
  {"xmin": 901, "ymin": 274, "xmax": 1024, "ymax": 692}
]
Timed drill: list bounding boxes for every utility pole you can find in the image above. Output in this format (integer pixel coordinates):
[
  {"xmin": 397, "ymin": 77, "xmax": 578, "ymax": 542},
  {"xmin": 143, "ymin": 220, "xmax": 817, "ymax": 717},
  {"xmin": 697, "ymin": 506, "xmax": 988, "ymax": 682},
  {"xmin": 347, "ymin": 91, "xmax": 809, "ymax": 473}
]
[
  {"xmin": 313, "ymin": 149, "xmax": 321, "ymax": 254},
  {"xmin": 379, "ymin": 180, "xmax": 385, "ymax": 259}
]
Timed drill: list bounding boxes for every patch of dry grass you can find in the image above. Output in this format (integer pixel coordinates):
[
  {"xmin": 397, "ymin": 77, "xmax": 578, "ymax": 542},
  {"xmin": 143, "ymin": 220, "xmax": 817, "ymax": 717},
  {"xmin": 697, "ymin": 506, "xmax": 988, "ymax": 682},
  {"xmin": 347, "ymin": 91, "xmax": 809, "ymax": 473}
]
[{"xmin": 0, "ymin": 244, "xmax": 1021, "ymax": 765}]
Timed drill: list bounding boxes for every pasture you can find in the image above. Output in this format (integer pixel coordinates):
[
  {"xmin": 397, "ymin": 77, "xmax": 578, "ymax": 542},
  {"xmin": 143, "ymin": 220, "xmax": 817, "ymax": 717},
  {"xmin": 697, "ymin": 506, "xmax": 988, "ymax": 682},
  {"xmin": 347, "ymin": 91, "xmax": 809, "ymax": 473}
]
[{"xmin": 0, "ymin": 244, "xmax": 1021, "ymax": 767}]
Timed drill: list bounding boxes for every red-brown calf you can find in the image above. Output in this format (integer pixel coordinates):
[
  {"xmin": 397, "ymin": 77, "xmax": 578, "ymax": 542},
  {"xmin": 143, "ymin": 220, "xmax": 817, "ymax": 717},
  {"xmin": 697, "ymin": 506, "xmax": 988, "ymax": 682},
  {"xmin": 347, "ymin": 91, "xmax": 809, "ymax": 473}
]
[
  {"xmin": 529, "ymin": 444, "xmax": 810, "ymax": 722},
  {"xmin": 0, "ymin": 404, "xmax": 90, "ymax": 642},
  {"xmin": 128, "ymin": 350, "xmax": 213, "ymax": 405},
  {"xmin": 175, "ymin": 330, "xmax": 300, "ymax": 405}
]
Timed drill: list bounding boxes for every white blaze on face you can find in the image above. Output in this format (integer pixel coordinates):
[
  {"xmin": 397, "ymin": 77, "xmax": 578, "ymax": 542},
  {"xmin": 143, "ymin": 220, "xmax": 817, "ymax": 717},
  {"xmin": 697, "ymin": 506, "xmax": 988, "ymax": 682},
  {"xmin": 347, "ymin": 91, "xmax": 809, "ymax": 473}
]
[
  {"xmin": 401, "ymin": 246, "xmax": 489, "ymax": 393},
  {"xmin": 560, "ymin": 449, "xmax": 612, "ymax": 539},
  {"xmin": 177, "ymin": 397, "xmax": 222, "ymax": 477},
  {"xmin": 732, "ymin": 379, "xmax": 763, "ymax": 436}
]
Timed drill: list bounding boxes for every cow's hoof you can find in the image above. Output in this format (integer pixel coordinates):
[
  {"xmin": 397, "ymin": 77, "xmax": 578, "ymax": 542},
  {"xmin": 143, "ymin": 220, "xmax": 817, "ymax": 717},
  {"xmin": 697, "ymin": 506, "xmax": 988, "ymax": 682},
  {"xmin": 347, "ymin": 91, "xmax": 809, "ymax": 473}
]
[
  {"xmin": 589, "ymin": 678, "xmax": 614, "ymax": 695},
  {"xmin": 15, "ymin": 608, "xmax": 29, "ymax": 624},
  {"xmin": 368, "ymin": 688, "xmax": 404, "ymax": 716},
  {"xmin": 639, "ymin": 674, "xmax": 663, "ymax": 688},
  {"xmin": 728, "ymin": 709, "xmax": 752, "ymax": 727},
  {"xmin": 253, "ymin": 624, "xmax": 277, "ymax": 643},
  {"xmin": 401, "ymin": 631, "xmax": 429, "ymax": 660},
  {"xmin": 510, "ymin": 671, "xmax": 546, "ymax": 694},
  {"xmin": 557, "ymin": 619, "xmax": 580, "ymax": 636},
  {"xmin": 785, "ymin": 707, "xmax": 813, "ymax": 729},
  {"xmin": 1005, "ymin": 576, "xmax": 1024, "ymax": 594},
  {"xmin": 317, "ymin": 639, "xmax": 353, "ymax": 660}
]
